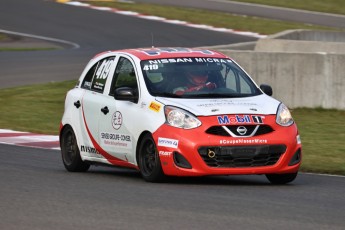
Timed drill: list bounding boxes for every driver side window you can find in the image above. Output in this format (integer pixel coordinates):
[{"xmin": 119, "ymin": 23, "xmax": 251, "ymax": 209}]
[
  {"xmin": 110, "ymin": 57, "xmax": 138, "ymax": 96},
  {"xmin": 223, "ymin": 65, "xmax": 255, "ymax": 94}
]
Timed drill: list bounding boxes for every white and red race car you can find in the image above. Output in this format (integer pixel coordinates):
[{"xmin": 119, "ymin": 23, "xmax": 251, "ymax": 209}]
[{"xmin": 59, "ymin": 47, "xmax": 302, "ymax": 184}]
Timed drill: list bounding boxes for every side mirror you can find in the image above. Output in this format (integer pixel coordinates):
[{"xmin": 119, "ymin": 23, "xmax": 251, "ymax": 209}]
[
  {"xmin": 114, "ymin": 87, "xmax": 138, "ymax": 103},
  {"xmin": 260, "ymin": 84, "xmax": 273, "ymax": 96}
]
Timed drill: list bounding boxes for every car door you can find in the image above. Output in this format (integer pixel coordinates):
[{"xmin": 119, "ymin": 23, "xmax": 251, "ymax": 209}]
[
  {"xmin": 98, "ymin": 55, "xmax": 140, "ymax": 164},
  {"xmin": 80, "ymin": 55, "xmax": 116, "ymax": 158}
]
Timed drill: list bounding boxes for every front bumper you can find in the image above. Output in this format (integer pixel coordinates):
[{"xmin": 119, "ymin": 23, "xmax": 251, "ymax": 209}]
[{"xmin": 153, "ymin": 115, "xmax": 302, "ymax": 176}]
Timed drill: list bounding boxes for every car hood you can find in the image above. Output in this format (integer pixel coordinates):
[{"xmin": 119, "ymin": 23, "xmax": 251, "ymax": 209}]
[{"xmin": 155, "ymin": 94, "xmax": 280, "ymax": 116}]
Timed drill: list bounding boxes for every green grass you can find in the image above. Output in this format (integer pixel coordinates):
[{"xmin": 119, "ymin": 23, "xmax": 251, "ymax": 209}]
[
  {"xmin": 0, "ymin": 81, "xmax": 77, "ymax": 135},
  {"xmin": 0, "ymin": 33, "xmax": 58, "ymax": 51},
  {"xmin": 232, "ymin": 0, "xmax": 345, "ymax": 15},
  {"xmin": 86, "ymin": 1, "xmax": 337, "ymax": 35},
  {"xmin": 0, "ymin": 33, "xmax": 7, "ymax": 41},
  {"xmin": 293, "ymin": 108, "xmax": 345, "ymax": 175},
  {"xmin": 0, "ymin": 81, "xmax": 345, "ymax": 175}
]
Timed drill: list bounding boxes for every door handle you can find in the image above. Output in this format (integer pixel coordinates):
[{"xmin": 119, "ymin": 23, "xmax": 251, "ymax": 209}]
[
  {"xmin": 74, "ymin": 100, "xmax": 81, "ymax": 108},
  {"xmin": 101, "ymin": 106, "xmax": 109, "ymax": 115}
]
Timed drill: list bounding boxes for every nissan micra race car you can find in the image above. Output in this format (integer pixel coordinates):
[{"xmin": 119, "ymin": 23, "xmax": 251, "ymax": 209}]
[{"xmin": 60, "ymin": 47, "xmax": 302, "ymax": 184}]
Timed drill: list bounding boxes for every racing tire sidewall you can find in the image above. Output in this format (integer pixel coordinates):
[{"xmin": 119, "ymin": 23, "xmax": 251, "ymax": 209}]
[
  {"xmin": 60, "ymin": 126, "xmax": 90, "ymax": 172},
  {"xmin": 138, "ymin": 133, "xmax": 165, "ymax": 182}
]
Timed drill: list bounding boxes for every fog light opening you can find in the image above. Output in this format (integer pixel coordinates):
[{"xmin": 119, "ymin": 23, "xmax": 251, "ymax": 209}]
[
  {"xmin": 289, "ymin": 148, "xmax": 302, "ymax": 166},
  {"xmin": 173, "ymin": 152, "xmax": 192, "ymax": 169}
]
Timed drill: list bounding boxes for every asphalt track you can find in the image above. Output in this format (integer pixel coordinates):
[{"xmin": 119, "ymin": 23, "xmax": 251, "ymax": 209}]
[
  {"xmin": 1, "ymin": 143, "xmax": 345, "ymax": 229},
  {"xmin": 0, "ymin": 0, "xmax": 255, "ymax": 89},
  {"xmin": 1, "ymin": 0, "xmax": 345, "ymax": 229},
  {"xmin": 135, "ymin": 0, "xmax": 345, "ymax": 29}
]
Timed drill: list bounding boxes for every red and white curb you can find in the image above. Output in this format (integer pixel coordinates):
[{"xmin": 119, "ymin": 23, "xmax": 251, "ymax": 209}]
[
  {"xmin": 58, "ymin": 1, "xmax": 266, "ymax": 38},
  {"xmin": 0, "ymin": 129, "xmax": 60, "ymax": 150}
]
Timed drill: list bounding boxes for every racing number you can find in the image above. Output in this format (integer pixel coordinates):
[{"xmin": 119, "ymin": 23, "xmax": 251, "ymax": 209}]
[
  {"xmin": 95, "ymin": 59, "xmax": 114, "ymax": 79},
  {"xmin": 143, "ymin": 64, "xmax": 159, "ymax": 71}
]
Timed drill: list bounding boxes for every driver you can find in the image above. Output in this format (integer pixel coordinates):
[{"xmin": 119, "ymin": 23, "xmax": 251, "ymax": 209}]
[{"xmin": 173, "ymin": 70, "xmax": 217, "ymax": 95}]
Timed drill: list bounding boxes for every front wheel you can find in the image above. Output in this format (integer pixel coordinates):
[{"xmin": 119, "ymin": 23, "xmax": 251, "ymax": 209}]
[
  {"xmin": 60, "ymin": 126, "xmax": 90, "ymax": 172},
  {"xmin": 138, "ymin": 133, "xmax": 165, "ymax": 182},
  {"xmin": 266, "ymin": 172, "xmax": 298, "ymax": 184}
]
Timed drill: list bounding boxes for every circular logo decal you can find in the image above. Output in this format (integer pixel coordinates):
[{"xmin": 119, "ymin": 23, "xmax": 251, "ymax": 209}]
[{"xmin": 112, "ymin": 111, "xmax": 123, "ymax": 130}]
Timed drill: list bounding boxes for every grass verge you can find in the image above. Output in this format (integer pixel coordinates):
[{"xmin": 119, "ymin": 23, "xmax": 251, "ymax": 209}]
[
  {"xmin": 86, "ymin": 1, "xmax": 337, "ymax": 35},
  {"xmin": 0, "ymin": 81, "xmax": 344, "ymax": 175},
  {"xmin": 293, "ymin": 108, "xmax": 345, "ymax": 175},
  {"xmin": 0, "ymin": 33, "xmax": 7, "ymax": 41},
  {"xmin": 0, "ymin": 81, "xmax": 76, "ymax": 134},
  {"xmin": 232, "ymin": 0, "xmax": 345, "ymax": 15},
  {"xmin": 0, "ymin": 33, "xmax": 58, "ymax": 51}
]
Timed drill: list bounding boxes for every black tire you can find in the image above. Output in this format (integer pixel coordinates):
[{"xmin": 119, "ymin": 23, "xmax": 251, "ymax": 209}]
[
  {"xmin": 138, "ymin": 133, "xmax": 165, "ymax": 182},
  {"xmin": 60, "ymin": 126, "xmax": 90, "ymax": 172},
  {"xmin": 266, "ymin": 172, "xmax": 298, "ymax": 185}
]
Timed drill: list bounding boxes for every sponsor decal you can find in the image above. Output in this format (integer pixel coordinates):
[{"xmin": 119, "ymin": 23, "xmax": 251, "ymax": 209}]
[
  {"xmin": 93, "ymin": 82, "xmax": 104, "ymax": 90},
  {"xmin": 159, "ymin": 151, "xmax": 173, "ymax": 156},
  {"xmin": 83, "ymin": 81, "xmax": 91, "ymax": 88},
  {"xmin": 81, "ymin": 104, "xmax": 138, "ymax": 169},
  {"xmin": 80, "ymin": 145, "xmax": 101, "ymax": 155},
  {"xmin": 197, "ymin": 99, "xmax": 257, "ymax": 108},
  {"xmin": 217, "ymin": 115, "xmax": 265, "ymax": 124},
  {"xmin": 149, "ymin": 102, "xmax": 161, "ymax": 112},
  {"xmin": 112, "ymin": 111, "xmax": 123, "ymax": 130},
  {"xmin": 146, "ymin": 58, "xmax": 231, "ymax": 65},
  {"xmin": 194, "ymin": 58, "xmax": 231, "ymax": 63},
  {"xmin": 296, "ymin": 135, "xmax": 301, "ymax": 144},
  {"xmin": 220, "ymin": 139, "xmax": 268, "ymax": 145},
  {"xmin": 100, "ymin": 132, "xmax": 132, "ymax": 149},
  {"xmin": 158, "ymin": 137, "xmax": 179, "ymax": 149}
]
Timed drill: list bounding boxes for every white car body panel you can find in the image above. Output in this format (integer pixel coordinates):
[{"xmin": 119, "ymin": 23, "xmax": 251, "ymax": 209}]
[{"xmin": 156, "ymin": 94, "xmax": 280, "ymax": 116}]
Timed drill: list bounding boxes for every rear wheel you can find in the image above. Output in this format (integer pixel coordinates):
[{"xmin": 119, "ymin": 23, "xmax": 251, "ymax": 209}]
[
  {"xmin": 60, "ymin": 126, "xmax": 90, "ymax": 172},
  {"xmin": 266, "ymin": 172, "xmax": 298, "ymax": 184},
  {"xmin": 138, "ymin": 133, "xmax": 165, "ymax": 182}
]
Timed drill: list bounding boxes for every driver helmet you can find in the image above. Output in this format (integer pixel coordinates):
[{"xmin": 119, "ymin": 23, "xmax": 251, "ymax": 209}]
[{"xmin": 187, "ymin": 70, "xmax": 208, "ymax": 86}]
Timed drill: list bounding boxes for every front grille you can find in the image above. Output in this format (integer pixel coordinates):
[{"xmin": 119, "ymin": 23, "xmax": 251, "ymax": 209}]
[
  {"xmin": 206, "ymin": 125, "xmax": 274, "ymax": 137},
  {"xmin": 198, "ymin": 145, "xmax": 286, "ymax": 168}
]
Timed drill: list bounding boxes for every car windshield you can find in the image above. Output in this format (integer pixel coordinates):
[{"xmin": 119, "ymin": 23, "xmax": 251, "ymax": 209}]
[{"xmin": 141, "ymin": 57, "xmax": 262, "ymax": 98}]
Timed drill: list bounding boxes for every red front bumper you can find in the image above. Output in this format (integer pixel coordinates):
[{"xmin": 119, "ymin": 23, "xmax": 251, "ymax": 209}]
[{"xmin": 152, "ymin": 115, "xmax": 302, "ymax": 176}]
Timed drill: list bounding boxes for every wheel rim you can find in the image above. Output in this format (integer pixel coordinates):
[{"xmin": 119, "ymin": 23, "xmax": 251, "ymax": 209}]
[
  {"xmin": 141, "ymin": 139, "xmax": 157, "ymax": 176},
  {"xmin": 63, "ymin": 130, "xmax": 77, "ymax": 165}
]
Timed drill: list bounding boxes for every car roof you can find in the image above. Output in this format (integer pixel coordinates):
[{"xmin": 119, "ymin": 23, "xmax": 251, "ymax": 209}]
[{"xmin": 94, "ymin": 47, "xmax": 230, "ymax": 60}]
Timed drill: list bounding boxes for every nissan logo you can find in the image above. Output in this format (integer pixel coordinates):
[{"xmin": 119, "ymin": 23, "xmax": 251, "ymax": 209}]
[{"xmin": 237, "ymin": 126, "xmax": 247, "ymax": 135}]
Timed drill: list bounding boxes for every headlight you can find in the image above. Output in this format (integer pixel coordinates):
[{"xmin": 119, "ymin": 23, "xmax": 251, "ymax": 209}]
[
  {"xmin": 276, "ymin": 103, "xmax": 294, "ymax": 126},
  {"xmin": 164, "ymin": 106, "xmax": 201, "ymax": 129}
]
